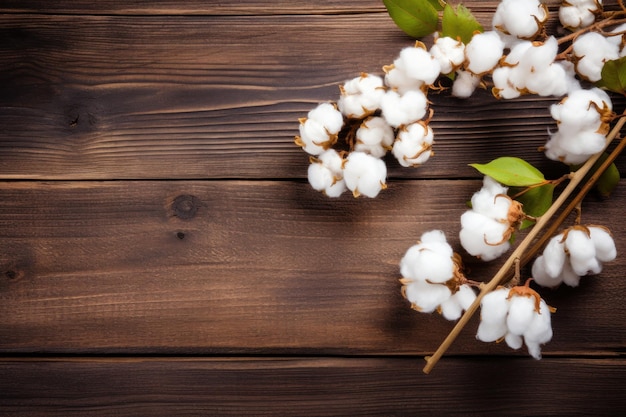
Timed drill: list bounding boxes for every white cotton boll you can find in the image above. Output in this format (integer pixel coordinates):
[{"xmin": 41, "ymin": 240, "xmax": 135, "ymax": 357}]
[
  {"xmin": 551, "ymin": 88, "xmax": 611, "ymax": 129},
  {"xmin": 561, "ymin": 130, "xmax": 607, "ymax": 157},
  {"xmin": 565, "ymin": 229, "xmax": 598, "ymax": 276},
  {"xmin": 380, "ymin": 89, "xmax": 428, "ymax": 128},
  {"xmin": 573, "ymin": 32, "xmax": 619, "ymax": 82},
  {"xmin": 338, "ymin": 74, "xmax": 386, "ymax": 118},
  {"xmin": 298, "ymin": 118, "xmax": 335, "ymax": 155},
  {"xmin": 589, "ymin": 226, "xmax": 617, "ymax": 263},
  {"xmin": 493, "ymin": 0, "xmax": 547, "ymax": 40},
  {"xmin": 404, "ymin": 280, "xmax": 452, "ymax": 313},
  {"xmin": 430, "ymin": 36, "xmax": 466, "ymax": 75},
  {"xmin": 420, "ymin": 229, "xmax": 449, "ymax": 246},
  {"xmin": 395, "ymin": 45, "xmax": 442, "ymax": 85},
  {"xmin": 559, "ymin": 0, "xmax": 601, "ymax": 30},
  {"xmin": 307, "ymin": 102, "xmax": 344, "ymax": 135},
  {"xmin": 523, "ymin": 299, "xmax": 553, "ymax": 360},
  {"xmin": 532, "ymin": 256, "xmax": 563, "ymax": 288},
  {"xmin": 465, "ymin": 31, "xmax": 506, "ymax": 75},
  {"xmin": 317, "ymin": 148, "xmax": 344, "ymax": 174},
  {"xmin": 342, "ymin": 151, "xmax": 387, "ymax": 198},
  {"xmin": 477, "ymin": 288, "xmax": 510, "ymax": 342},
  {"xmin": 506, "ymin": 295, "xmax": 536, "ymax": 336},
  {"xmin": 560, "ymin": 260, "xmax": 582, "ymax": 287},
  {"xmin": 392, "ymin": 122, "xmax": 434, "ymax": 167},
  {"xmin": 505, "ymin": 333, "xmax": 524, "ymax": 350},
  {"xmin": 492, "ymin": 66, "xmax": 521, "ymax": 99},
  {"xmin": 528, "ymin": 63, "xmax": 570, "ymax": 97},
  {"xmin": 354, "ymin": 117, "xmax": 395, "ymax": 158},
  {"xmin": 470, "ymin": 176, "xmax": 510, "ymax": 221},
  {"xmin": 307, "ymin": 161, "xmax": 346, "ymax": 197},
  {"xmin": 460, "ymin": 211, "xmax": 511, "ymax": 261},
  {"xmin": 541, "ymin": 234, "xmax": 567, "ymax": 278},
  {"xmin": 452, "ymin": 70, "xmax": 481, "ymax": 98},
  {"xmin": 438, "ymin": 284, "xmax": 474, "ymax": 321},
  {"xmin": 440, "ymin": 284, "xmax": 477, "ymax": 321},
  {"xmin": 384, "ymin": 65, "xmax": 424, "ymax": 94}
]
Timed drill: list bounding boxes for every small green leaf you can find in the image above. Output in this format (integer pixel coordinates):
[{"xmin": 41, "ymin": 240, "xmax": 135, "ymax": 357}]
[
  {"xmin": 511, "ymin": 183, "xmax": 555, "ymax": 229},
  {"xmin": 441, "ymin": 3, "xmax": 483, "ymax": 44},
  {"xmin": 596, "ymin": 161, "xmax": 620, "ymax": 198},
  {"xmin": 596, "ymin": 56, "xmax": 626, "ymax": 95},
  {"xmin": 383, "ymin": 0, "xmax": 439, "ymax": 38},
  {"xmin": 572, "ymin": 152, "xmax": 621, "ymax": 198},
  {"xmin": 426, "ymin": 0, "xmax": 446, "ymax": 11},
  {"xmin": 470, "ymin": 157, "xmax": 545, "ymax": 187}
]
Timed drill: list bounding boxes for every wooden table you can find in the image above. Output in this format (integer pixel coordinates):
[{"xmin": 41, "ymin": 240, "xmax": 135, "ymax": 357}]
[{"xmin": 1, "ymin": 1, "xmax": 624, "ymax": 415}]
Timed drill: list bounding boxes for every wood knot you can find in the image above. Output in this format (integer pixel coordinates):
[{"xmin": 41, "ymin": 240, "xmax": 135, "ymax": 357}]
[{"xmin": 171, "ymin": 195, "xmax": 201, "ymax": 220}]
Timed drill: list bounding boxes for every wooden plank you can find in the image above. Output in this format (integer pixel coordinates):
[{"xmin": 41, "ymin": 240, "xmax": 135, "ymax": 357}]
[
  {"xmin": 0, "ymin": 0, "xmax": 388, "ymax": 15},
  {"xmin": 1, "ymin": 180, "xmax": 624, "ymax": 354},
  {"xmin": 2, "ymin": 13, "xmax": 614, "ymax": 180},
  {"xmin": 1, "ymin": 357, "xmax": 624, "ymax": 416}
]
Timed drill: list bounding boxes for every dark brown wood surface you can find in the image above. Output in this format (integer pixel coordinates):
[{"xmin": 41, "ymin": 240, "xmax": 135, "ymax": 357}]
[{"xmin": 1, "ymin": 1, "xmax": 625, "ymax": 416}]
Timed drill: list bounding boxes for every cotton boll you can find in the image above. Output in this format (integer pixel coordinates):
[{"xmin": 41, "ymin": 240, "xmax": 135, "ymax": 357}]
[
  {"xmin": 430, "ymin": 36, "xmax": 466, "ymax": 75},
  {"xmin": 540, "ymin": 234, "xmax": 567, "ymax": 278},
  {"xmin": 404, "ymin": 279, "xmax": 452, "ymax": 313},
  {"xmin": 589, "ymin": 226, "xmax": 617, "ymax": 262},
  {"xmin": 559, "ymin": 0, "xmax": 602, "ymax": 30},
  {"xmin": 395, "ymin": 44, "xmax": 442, "ymax": 86},
  {"xmin": 354, "ymin": 116, "xmax": 395, "ymax": 158},
  {"xmin": 307, "ymin": 149, "xmax": 346, "ymax": 197},
  {"xmin": 564, "ymin": 228, "xmax": 597, "ymax": 275},
  {"xmin": 492, "ymin": 66, "xmax": 522, "ymax": 99},
  {"xmin": 440, "ymin": 284, "xmax": 477, "ymax": 320},
  {"xmin": 342, "ymin": 151, "xmax": 387, "ymax": 198},
  {"xmin": 560, "ymin": 260, "xmax": 582, "ymax": 287},
  {"xmin": 477, "ymin": 288, "xmax": 510, "ymax": 342},
  {"xmin": 392, "ymin": 122, "xmax": 434, "ymax": 167},
  {"xmin": 460, "ymin": 211, "xmax": 511, "ymax": 261},
  {"xmin": 532, "ymin": 256, "xmax": 563, "ymax": 288},
  {"xmin": 307, "ymin": 102, "xmax": 344, "ymax": 134},
  {"xmin": 338, "ymin": 73, "xmax": 386, "ymax": 118},
  {"xmin": 469, "ymin": 176, "xmax": 510, "ymax": 221},
  {"xmin": 452, "ymin": 70, "xmax": 481, "ymax": 98},
  {"xmin": 384, "ymin": 65, "xmax": 424, "ymax": 94},
  {"xmin": 493, "ymin": 0, "xmax": 548, "ymax": 40},
  {"xmin": 465, "ymin": 31, "xmax": 506, "ymax": 75},
  {"xmin": 307, "ymin": 160, "xmax": 346, "ymax": 197},
  {"xmin": 506, "ymin": 295, "xmax": 536, "ymax": 336},
  {"xmin": 380, "ymin": 89, "xmax": 428, "ymax": 128},
  {"xmin": 523, "ymin": 300, "xmax": 553, "ymax": 360},
  {"xmin": 573, "ymin": 32, "xmax": 619, "ymax": 82}
]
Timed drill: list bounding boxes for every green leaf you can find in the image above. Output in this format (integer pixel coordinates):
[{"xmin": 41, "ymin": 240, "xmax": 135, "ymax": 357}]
[
  {"xmin": 596, "ymin": 56, "xmax": 626, "ymax": 95},
  {"xmin": 383, "ymin": 0, "xmax": 439, "ymax": 38},
  {"xmin": 511, "ymin": 183, "xmax": 555, "ymax": 229},
  {"xmin": 572, "ymin": 152, "xmax": 621, "ymax": 198},
  {"xmin": 596, "ymin": 161, "xmax": 620, "ymax": 198},
  {"xmin": 441, "ymin": 3, "xmax": 483, "ymax": 44},
  {"xmin": 426, "ymin": 0, "xmax": 446, "ymax": 11},
  {"xmin": 470, "ymin": 157, "xmax": 545, "ymax": 187}
]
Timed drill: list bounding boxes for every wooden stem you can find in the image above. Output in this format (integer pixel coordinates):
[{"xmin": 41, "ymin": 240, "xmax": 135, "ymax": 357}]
[{"xmin": 423, "ymin": 115, "xmax": 626, "ymax": 375}]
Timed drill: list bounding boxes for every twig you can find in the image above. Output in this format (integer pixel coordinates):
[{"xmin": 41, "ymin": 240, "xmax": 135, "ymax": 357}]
[{"xmin": 423, "ymin": 114, "xmax": 626, "ymax": 374}]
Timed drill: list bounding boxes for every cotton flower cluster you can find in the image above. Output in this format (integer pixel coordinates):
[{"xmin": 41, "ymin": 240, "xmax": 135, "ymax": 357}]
[
  {"xmin": 452, "ymin": 31, "xmax": 504, "ymax": 98},
  {"xmin": 559, "ymin": 0, "xmax": 603, "ymax": 30},
  {"xmin": 492, "ymin": 37, "xmax": 578, "ymax": 99},
  {"xmin": 460, "ymin": 176, "xmax": 525, "ymax": 261},
  {"xmin": 543, "ymin": 88, "xmax": 613, "ymax": 164},
  {"xmin": 477, "ymin": 284, "xmax": 553, "ymax": 359},
  {"xmin": 532, "ymin": 225, "xmax": 616, "ymax": 288},
  {"xmin": 297, "ymin": 41, "xmax": 450, "ymax": 197},
  {"xmin": 399, "ymin": 230, "xmax": 477, "ymax": 320}
]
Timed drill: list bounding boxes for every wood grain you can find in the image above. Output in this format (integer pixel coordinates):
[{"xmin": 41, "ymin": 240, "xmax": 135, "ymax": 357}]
[
  {"xmin": 1, "ymin": 357, "xmax": 624, "ymax": 416},
  {"xmin": 1, "ymin": 180, "xmax": 624, "ymax": 355}
]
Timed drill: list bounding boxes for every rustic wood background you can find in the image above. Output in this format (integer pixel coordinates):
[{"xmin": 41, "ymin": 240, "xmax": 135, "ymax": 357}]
[{"xmin": 1, "ymin": 1, "xmax": 625, "ymax": 415}]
